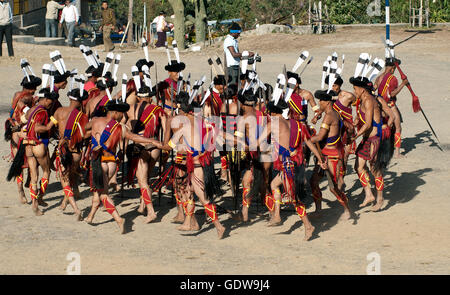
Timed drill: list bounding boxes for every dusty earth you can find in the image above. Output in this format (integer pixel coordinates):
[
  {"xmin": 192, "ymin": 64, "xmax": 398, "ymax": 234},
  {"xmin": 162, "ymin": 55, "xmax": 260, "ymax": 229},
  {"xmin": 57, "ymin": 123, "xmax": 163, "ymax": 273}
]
[{"xmin": 0, "ymin": 26, "xmax": 449, "ymax": 275}]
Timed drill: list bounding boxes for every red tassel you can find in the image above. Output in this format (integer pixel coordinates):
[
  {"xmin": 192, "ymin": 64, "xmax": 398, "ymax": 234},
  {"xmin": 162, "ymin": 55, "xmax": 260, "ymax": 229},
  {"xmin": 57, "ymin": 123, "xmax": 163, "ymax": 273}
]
[{"xmin": 412, "ymin": 95, "xmax": 421, "ymax": 113}]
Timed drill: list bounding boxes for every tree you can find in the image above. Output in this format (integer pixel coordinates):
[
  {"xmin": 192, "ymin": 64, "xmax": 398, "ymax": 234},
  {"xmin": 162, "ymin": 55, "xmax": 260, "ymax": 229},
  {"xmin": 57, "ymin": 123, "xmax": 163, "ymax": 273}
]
[
  {"xmin": 128, "ymin": 0, "xmax": 134, "ymax": 45},
  {"xmin": 168, "ymin": 0, "xmax": 186, "ymax": 49},
  {"xmin": 193, "ymin": 0, "xmax": 207, "ymax": 43}
]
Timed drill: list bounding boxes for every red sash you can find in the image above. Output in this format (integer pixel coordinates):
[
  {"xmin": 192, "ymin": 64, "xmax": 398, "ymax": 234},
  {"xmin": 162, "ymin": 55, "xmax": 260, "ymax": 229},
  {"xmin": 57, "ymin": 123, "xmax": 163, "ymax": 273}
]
[
  {"xmin": 139, "ymin": 104, "xmax": 164, "ymax": 138},
  {"xmin": 25, "ymin": 105, "xmax": 48, "ymax": 142},
  {"xmin": 378, "ymin": 73, "xmax": 395, "ymax": 102}
]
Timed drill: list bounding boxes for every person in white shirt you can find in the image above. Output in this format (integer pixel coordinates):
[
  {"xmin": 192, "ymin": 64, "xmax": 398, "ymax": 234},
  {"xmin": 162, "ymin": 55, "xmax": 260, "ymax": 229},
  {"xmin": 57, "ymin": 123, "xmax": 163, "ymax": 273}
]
[
  {"xmin": 0, "ymin": 0, "xmax": 14, "ymax": 56},
  {"xmin": 45, "ymin": 0, "xmax": 65, "ymax": 37},
  {"xmin": 223, "ymin": 23, "xmax": 253, "ymax": 84},
  {"xmin": 59, "ymin": 0, "xmax": 80, "ymax": 47},
  {"xmin": 152, "ymin": 11, "xmax": 167, "ymax": 47}
]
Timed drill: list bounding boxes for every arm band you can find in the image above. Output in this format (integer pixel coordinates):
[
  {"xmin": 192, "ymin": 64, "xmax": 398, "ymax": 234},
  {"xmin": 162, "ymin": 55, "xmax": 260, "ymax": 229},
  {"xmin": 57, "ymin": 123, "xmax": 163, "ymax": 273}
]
[
  {"xmin": 321, "ymin": 123, "xmax": 330, "ymax": 130},
  {"xmin": 50, "ymin": 116, "xmax": 58, "ymax": 125},
  {"xmin": 312, "ymin": 105, "xmax": 320, "ymax": 112}
]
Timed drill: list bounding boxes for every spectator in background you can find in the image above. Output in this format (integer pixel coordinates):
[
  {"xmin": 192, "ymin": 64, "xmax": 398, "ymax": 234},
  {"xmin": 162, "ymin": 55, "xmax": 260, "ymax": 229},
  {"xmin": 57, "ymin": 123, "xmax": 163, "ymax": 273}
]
[
  {"xmin": 45, "ymin": 0, "xmax": 65, "ymax": 37},
  {"xmin": 0, "ymin": 0, "xmax": 14, "ymax": 57},
  {"xmin": 223, "ymin": 23, "xmax": 253, "ymax": 84},
  {"xmin": 100, "ymin": 1, "xmax": 116, "ymax": 52},
  {"xmin": 59, "ymin": 0, "xmax": 79, "ymax": 47},
  {"xmin": 152, "ymin": 11, "xmax": 167, "ymax": 48}
]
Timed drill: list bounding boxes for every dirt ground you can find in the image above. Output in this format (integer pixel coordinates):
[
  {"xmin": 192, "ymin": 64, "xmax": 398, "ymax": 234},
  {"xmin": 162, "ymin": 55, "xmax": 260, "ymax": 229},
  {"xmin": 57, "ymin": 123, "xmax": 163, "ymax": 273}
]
[{"xmin": 0, "ymin": 26, "xmax": 449, "ymax": 275}]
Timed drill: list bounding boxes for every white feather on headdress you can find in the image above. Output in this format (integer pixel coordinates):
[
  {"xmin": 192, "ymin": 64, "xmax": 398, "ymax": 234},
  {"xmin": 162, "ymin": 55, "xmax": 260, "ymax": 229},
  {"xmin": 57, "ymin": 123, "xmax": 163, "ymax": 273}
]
[
  {"xmin": 141, "ymin": 65, "xmax": 152, "ymax": 88},
  {"xmin": 241, "ymin": 51, "xmax": 249, "ymax": 75},
  {"xmin": 102, "ymin": 52, "xmax": 115, "ymax": 77},
  {"xmin": 189, "ymin": 75, "xmax": 206, "ymax": 104},
  {"xmin": 122, "ymin": 74, "xmax": 128, "ymax": 102},
  {"xmin": 284, "ymin": 77, "xmax": 297, "ymax": 102},
  {"xmin": 321, "ymin": 60, "xmax": 329, "ymax": 89},
  {"xmin": 68, "ymin": 69, "xmax": 78, "ymax": 91},
  {"xmin": 273, "ymin": 73, "xmax": 286, "ymax": 105},
  {"xmin": 49, "ymin": 65, "xmax": 56, "ymax": 91},
  {"xmin": 20, "ymin": 59, "xmax": 30, "ymax": 81},
  {"xmin": 292, "ymin": 51, "xmax": 309, "ymax": 73},
  {"xmin": 142, "ymin": 37, "xmax": 150, "ymax": 62},
  {"xmin": 112, "ymin": 54, "xmax": 121, "ymax": 82},
  {"xmin": 327, "ymin": 61, "xmax": 338, "ymax": 94},
  {"xmin": 50, "ymin": 50, "xmax": 67, "ymax": 75},
  {"xmin": 131, "ymin": 66, "xmax": 141, "ymax": 91},
  {"xmin": 354, "ymin": 53, "xmax": 369, "ymax": 78},
  {"xmin": 41, "ymin": 64, "xmax": 52, "ymax": 89}
]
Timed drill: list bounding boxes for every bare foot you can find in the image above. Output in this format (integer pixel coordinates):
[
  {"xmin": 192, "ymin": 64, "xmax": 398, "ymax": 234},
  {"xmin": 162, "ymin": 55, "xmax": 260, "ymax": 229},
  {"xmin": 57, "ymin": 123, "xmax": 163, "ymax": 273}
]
[
  {"xmin": 171, "ymin": 214, "xmax": 185, "ymax": 224},
  {"xmin": 137, "ymin": 205, "xmax": 145, "ymax": 215},
  {"xmin": 371, "ymin": 198, "xmax": 384, "ymax": 212},
  {"xmin": 340, "ymin": 210, "xmax": 351, "ymax": 221},
  {"xmin": 359, "ymin": 194, "xmax": 375, "ymax": 208},
  {"xmin": 144, "ymin": 212, "xmax": 157, "ymax": 224},
  {"xmin": 177, "ymin": 223, "xmax": 191, "ymax": 231},
  {"xmin": 304, "ymin": 225, "xmax": 315, "ymax": 241},
  {"xmin": 394, "ymin": 152, "xmax": 406, "ymax": 159},
  {"xmin": 190, "ymin": 217, "xmax": 200, "ymax": 231},
  {"xmin": 216, "ymin": 224, "xmax": 226, "ymax": 239},
  {"xmin": 18, "ymin": 192, "xmax": 27, "ymax": 204},
  {"xmin": 75, "ymin": 211, "xmax": 83, "ymax": 221},
  {"xmin": 85, "ymin": 216, "xmax": 93, "ymax": 224},
  {"xmin": 267, "ymin": 215, "xmax": 281, "ymax": 227},
  {"xmin": 32, "ymin": 207, "xmax": 43, "ymax": 216},
  {"xmin": 59, "ymin": 201, "xmax": 67, "ymax": 211},
  {"xmin": 117, "ymin": 218, "xmax": 125, "ymax": 234}
]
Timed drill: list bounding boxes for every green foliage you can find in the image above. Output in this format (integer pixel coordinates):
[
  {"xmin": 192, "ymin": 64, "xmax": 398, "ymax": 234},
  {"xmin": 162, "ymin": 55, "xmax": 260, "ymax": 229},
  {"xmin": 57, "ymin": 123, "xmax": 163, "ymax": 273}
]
[{"xmin": 89, "ymin": 0, "xmax": 450, "ymax": 29}]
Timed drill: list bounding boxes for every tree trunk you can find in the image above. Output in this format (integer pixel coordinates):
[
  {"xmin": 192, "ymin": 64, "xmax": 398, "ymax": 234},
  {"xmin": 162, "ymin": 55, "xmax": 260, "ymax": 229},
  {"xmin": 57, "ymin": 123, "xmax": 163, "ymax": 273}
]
[
  {"xmin": 195, "ymin": 0, "xmax": 207, "ymax": 44},
  {"xmin": 168, "ymin": 0, "xmax": 185, "ymax": 49},
  {"xmin": 127, "ymin": 0, "xmax": 134, "ymax": 45}
]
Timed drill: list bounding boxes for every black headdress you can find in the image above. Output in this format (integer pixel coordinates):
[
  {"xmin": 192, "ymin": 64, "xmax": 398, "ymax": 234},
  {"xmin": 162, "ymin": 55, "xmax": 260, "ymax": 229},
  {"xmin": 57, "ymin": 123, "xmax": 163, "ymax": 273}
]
[
  {"xmin": 21, "ymin": 75, "xmax": 42, "ymax": 90},
  {"xmin": 314, "ymin": 90, "xmax": 335, "ymax": 101},
  {"xmin": 349, "ymin": 77, "xmax": 374, "ymax": 92},
  {"xmin": 165, "ymin": 60, "xmax": 186, "ymax": 73}
]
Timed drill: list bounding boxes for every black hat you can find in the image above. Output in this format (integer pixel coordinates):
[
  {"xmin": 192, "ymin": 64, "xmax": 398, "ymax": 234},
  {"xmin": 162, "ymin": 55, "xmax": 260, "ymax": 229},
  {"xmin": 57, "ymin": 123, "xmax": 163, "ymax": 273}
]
[
  {"xmin": 54, "ymin": 71, "xmax": 71, "ymax": 84},
  {"xmin": 165, "ymin": 60, "xmax": 185, "ymax": 72},
  {"xmin": 136, "ymin": 59, "xmax": 155, "ymax": 72},
  {"xmin": 85, "ymin": 63, "xmax": 104, "ymax": 78},
  {"xmin": 137, "ymin": 86, "xmax": 156, "ymax": 98},
  {"xmin": 37, "ymin": 88, "xmax": 59, "ymax": 101},
  {"xmin": 325, "ymin": 74, "xmax": 343, "ymax": 87},
  {"xmin": 267, "ymin": 99, "xmax": 289, "ymax": 114},
  {"xmin": 96, "ymin": 72, "xmax": 117, "ymax": 90},
  {"xmin": 349, "ymin": 77, "xmax": 374, "ymax": 92},
  {"xmin": 21, "ymin": 75, "xmax": 42, "ymax": 90},
  {"xmin": 238, "ymin": 89, "xmax": 257, "ymax": 106},
  {"xmin": 385, "ymin": 57, "xmax": 401, "ymax": 67},
  {"xmin": 68, "ymin": 88, "xmax": 89, "ymax": 102},
  {"xmin": 314, "ymin": 90, "xmax": 335, "ymax": 101},
  {"xmin": 230, "ymin": 22, "xmax": 242, "ymax": 34},
  {"xmin": 224, "ymin": 83, "xmax": 238, "ymax": 99},
  {"xmin": 105, "ymin": 100, "xmax": 130, "ymax": 113},
  {"xmin": 287, "ymin": 71, "xmax": 302, "ymax": 85},
  {"xmin": 214, "ymin": 75, "xmax": 227, "ymax": 86}
]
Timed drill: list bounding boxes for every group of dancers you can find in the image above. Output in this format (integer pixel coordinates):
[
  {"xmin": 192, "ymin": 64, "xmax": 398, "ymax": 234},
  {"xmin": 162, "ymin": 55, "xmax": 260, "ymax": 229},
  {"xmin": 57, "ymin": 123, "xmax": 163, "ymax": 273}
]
[{"xmin": 4, "ymin": 38, "xmax": 409, "ymax": 241}]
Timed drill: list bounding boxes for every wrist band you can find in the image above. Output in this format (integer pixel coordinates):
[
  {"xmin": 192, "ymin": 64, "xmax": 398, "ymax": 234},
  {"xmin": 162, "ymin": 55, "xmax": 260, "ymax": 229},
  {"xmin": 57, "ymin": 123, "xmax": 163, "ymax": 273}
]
[
  {"xmin": 312, "ymin": 105, "xmax": 320, "ymax": 112},
  {"xmin": 168, "ymin": 139, "xmax": 176, "ymax": 149},
  {"xmin": 50, "ymin": 116, "xmax": 58, "ymax": 125}
]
